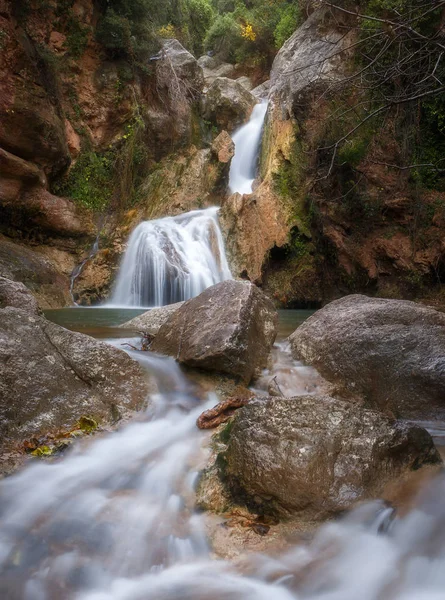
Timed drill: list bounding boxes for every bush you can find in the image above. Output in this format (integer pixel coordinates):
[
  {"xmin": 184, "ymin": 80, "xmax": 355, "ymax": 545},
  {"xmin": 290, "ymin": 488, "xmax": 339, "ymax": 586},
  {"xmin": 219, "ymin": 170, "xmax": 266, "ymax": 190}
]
[
  {"xmin": 204, "ymin": 13, "xmax": 241, "ymax": 61},
  {"xmin": 186, "ymin": 0, "xmax": 214, "ymax": 56},
  {"xmin": 274, "ymin": 4, "xmax": 301, "ymax": 48},
  {"xmin": 96, "ymin": 10, "xmax": 132, "ymax": 55}
]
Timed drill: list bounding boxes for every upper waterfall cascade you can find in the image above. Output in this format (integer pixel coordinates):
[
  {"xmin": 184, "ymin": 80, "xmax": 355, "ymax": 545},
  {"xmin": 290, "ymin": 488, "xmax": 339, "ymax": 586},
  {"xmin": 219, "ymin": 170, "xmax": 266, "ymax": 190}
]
[
  {"xmin": 228, "ymin": 101, "xmax": 268, "ymax": 195},
  {"xmin": 110, "ymin": 207, "xmax": 232, "ymax": 307}
]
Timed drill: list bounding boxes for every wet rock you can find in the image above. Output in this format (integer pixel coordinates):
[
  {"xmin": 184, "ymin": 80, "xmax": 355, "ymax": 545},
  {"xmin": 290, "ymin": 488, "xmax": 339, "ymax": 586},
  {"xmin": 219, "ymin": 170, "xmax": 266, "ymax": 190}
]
[
  {"xmin": 0, "ymin": 307, "xmax": 154, "ymax": 454},
  {"xmin": 211, "ymin": 131, "xmax": 235, "ymax": 164},
  {"xmin": 201, "ymin": 78, "xmax": 257, "ymax": 132},
  {"xmin": 119, "ymin": 302, "xmax": 185, "ymax": 335},
  {"xmin": 151, "ymin": 280, "xmax": 278, "ymax": 383},
  {"xmin": 0, "ymin": 276, "xmax": 40, "ymax": 314},
  {"xmin": 223, "ymin": 395, "xmax": 442, "ymax": 519},
  {"xmin": 289, "ymin": 295, "xmax": 445, "ymax": 420}
]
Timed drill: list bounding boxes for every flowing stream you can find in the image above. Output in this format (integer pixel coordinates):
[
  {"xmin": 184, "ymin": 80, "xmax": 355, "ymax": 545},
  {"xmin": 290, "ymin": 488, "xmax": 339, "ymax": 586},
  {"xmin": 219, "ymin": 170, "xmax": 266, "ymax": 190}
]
[
  {"xmin": 1, "ymin": 327, "xmax": 445, "ymax": 600},
  {"xmin": 110, "ymin": 208, "xmax": 231, "ymax": 307},
  {"xmin": 228, "ymin": 101, "xmax": 268, "ymax": 195}
]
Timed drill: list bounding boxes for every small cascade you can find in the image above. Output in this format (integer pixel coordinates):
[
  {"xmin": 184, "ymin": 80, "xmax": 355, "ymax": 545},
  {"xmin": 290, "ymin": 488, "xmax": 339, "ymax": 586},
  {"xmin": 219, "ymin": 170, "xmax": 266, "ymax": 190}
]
[
  {"xmin": 228, "ymin": 101, "xmax": 268, "ymax": 195},
  {"xmin": 110, "ymin": 207, "xmax": 231, "ymax": 307}
]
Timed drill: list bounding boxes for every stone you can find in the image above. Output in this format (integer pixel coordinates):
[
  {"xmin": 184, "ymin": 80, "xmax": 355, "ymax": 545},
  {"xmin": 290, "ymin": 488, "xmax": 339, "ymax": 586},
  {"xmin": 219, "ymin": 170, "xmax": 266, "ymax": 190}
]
[
  {"xmin": 157, "ymin": 39, "xmax": 204, "ymax": 98},
  {"xmin": 270, "ymin": 8, "xmax": 354, "ymax": 119},
  {"xmin": 0, "ymin": 307, "xmax": 154, "ymax": 453},
  {"xmin": 151, "ymin": 280, "xmax": 278, "ymax": 383},
  {"xmin": 119, "ymin": 302, "xmax": 185, "ymax": 335},
  {"xmin": 211, "ymin": 131, "xmax": 235, "ymax": 164},
  {"xmin": 223, "ymin": 395, "xmax": 441, "ymax": 519},
  {"xmin": 201, "ymin": 78, "xmax": 257, "ymax": 132},
  {"xmin": 0, "ymin": 234, "xmax": 71, "ymax": 308},
  {"xmin": 289, "ymin": 295, "xmax": 445, "ymax": 420},
  {"xmin": 3, "ymin": 187, "xmax": 94, "ymax": 238},
  {"xmin": 202, "ymin": 62, "xmax": 236, "ymax": 86},
  {"xmin": 251, "ymin": 80, "xmax": 270, "ymax": 99},
  {"xmin": 236, "ymin": 76, "xmax": 253, "ymax": 91},
  {"xmin": 0, "ymin": 276, "xmax": 40, "ymax": 314}
]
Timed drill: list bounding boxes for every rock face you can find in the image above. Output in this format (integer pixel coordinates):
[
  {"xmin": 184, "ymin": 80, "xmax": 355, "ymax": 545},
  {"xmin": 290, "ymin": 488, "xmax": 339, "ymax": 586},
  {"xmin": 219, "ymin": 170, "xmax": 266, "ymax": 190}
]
[
  {"xmin": 0, "ymin": 276, "xmax": 40, "ymax": 314},
  {"xmin": 202, "ymin": 78, "xmax": 257, "ymax": 132},
  {"xmin": 151, "ymin": 281, "xmax": 278, "ymax": 383},
  {"xmin": 0, "ymin": 235, "xmax": 71, "ymax": 308},
  {"xmin": 223, "ymin": 395, "xmax": 441, "ymax": 519},
  {"xmin": 270, "ymin": 9, "xmax": 354, "ymax": 118},
  {"xmin": 0, "ymin": 306, "xmax": 153, "ymax": 452},
  {"xmin": 120, "ymin": 302, "xmax": 184, "ymax": 335},
  {"xmin": 289, "ymin": 295, "xmax": 445, "ymax": 420}
]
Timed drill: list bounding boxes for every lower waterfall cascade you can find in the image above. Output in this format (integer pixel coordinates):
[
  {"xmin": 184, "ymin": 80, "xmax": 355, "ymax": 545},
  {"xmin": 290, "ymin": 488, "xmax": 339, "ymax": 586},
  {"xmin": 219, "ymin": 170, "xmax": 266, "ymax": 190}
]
[{"xmin": 110, "ymin": 207, "xmax": 232, "ymax": 307}]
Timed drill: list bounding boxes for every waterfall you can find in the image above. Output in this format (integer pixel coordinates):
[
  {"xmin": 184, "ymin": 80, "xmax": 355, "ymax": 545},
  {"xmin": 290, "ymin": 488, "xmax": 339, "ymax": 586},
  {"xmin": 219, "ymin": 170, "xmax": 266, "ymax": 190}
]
[
  {"xmin": 110, "ymin": 207, "xmax": 232, "ymax": 307},
  {"xmin": 228, "ymin": 101, "xmax": 268, "ymax": 195}
]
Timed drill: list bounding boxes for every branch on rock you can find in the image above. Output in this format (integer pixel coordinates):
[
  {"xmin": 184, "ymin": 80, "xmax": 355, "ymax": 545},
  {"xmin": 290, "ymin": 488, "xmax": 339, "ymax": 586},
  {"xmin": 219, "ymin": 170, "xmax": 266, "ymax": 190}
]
[{"xmin": 197, "ymin": 397, "xmax": 251, "ymax": 430}]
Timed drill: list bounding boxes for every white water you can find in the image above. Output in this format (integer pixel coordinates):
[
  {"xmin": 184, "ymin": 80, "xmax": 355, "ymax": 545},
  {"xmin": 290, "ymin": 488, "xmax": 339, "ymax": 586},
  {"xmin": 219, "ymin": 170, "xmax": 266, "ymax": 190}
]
[
  {"xmin": 110, "ymin": 207, "xmax": 231, "ymax": 307},
  {"xmin": 1, "ymin": 342, "xmax": 445, "ymax": 599},
  {"xmin": 228, "ymin": 101, "xmax": 268, "ymax": 195}
]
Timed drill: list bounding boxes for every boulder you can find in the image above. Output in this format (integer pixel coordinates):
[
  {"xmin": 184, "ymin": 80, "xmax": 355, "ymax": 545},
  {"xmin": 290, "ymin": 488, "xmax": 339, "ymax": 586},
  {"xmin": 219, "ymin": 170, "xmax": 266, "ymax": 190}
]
[
  {"xmin": 201, "ymin": 62, "xmax": 236, "ymax": 86},
  {"xmin": 201, "ymin": 78, "xmax": 257, "ymax": 132},
  {"xmin": 236, "ymin": 76, "xmax": 253, "ymax": 91},
  {"xmin": 151, "ymin": 281, "xmax": 278, "ymax": 383},
  {"xmin": 157, "ymin": 39, "xmax": 204, "ymax": 98},
  {"xmin": 0, "ymin": 276, "xmax": 40, "ymax": 314},
  {"xmin": 270, "ymin": 8, "xmax": 354, "ymax": 118},
  {"xmin": 211, "ymin": 130, "xmax": 235, "ymax": 164},
  {"xmin": 1, "ymin": 187, "xmax": 94, "ymax": 238},
  {"xmin": 120, "ymin": 302, "xmax": 185, "ymax": 335},
  {"xmin": 0, "ymin": 307, "xmax": 153, "ymax": 452},
  {"xmin": 289, "ymin": 295, "xmax": 445, "ymax": 420},
  {"xmin": 223, "ymin": 395, "xmax": 441, "ymax": 519}
]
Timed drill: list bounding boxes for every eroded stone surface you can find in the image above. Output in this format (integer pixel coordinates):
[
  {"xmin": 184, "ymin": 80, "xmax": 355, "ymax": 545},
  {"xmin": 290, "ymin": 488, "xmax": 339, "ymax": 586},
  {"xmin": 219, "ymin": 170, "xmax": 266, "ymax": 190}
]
[
  {"xmin": 151, "ymin": 280, "xmax": 278, "ymax": 383},
  {"xmin": 0, "ymin": 307, "xmax": 154, "ymax": 452},
  {"xmin": 289, "ymin": 295, "xmax": 445, "ymax": 419},
  {"xmin": 223, "ymin": 395, "xmax": 441, "ymax": 519}
]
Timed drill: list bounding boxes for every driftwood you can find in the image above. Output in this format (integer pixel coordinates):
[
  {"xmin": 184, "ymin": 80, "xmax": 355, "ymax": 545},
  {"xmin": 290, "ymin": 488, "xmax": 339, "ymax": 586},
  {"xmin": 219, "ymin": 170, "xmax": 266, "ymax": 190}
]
[{"xmin": 196, "ymin": 397, "xmax": 250, "ymax": 430}]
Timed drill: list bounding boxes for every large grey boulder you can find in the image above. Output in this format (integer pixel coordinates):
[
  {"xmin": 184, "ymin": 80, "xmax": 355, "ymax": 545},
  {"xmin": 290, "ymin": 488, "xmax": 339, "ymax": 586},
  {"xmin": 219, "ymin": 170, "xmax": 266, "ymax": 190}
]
[
  {"xmin": 270, "ymin": 8, "xmax": 354, "ymax": 118},
  {"xmin": 0, "ymin": 276, "xmax": 40, "ymax": 314},
  {"xmin": 120, "ymin": 302, "xmax": 184, "ymax": 336},
  {"xmin": 157, "ymin": 39, "xmax": 204, "ymax": 98},
  {"xmin": 197, "ymin": 55, "xmax": 236, "ymax": 86},
  {"xmin": 201, "ymin": 78, "xmax": 257, "ymax": 132},
  {"xmin": 223, "ymin": 396, "xmax": 441, "ymax": 519},
  {"xmin": 0, "ymin": 307, "xmax": 153, "ymax": 452},
  {"xmin": 289, "ymin": 295, "xmax": 445, "ymax": 419},
  {"xmin": 151, "ymin": 280, "xmax": 277, "ymax": 383}
]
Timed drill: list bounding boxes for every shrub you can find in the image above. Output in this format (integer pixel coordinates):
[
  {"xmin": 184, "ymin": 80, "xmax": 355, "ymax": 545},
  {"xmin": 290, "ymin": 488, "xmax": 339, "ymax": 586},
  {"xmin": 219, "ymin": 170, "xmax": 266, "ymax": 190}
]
[
  {"xmin": 274, "ymin": 3, "xmax": 301, "ymax": 48},
  {"xmin": 204, "ymin": 13, "xmax": 242, "ymax": 61}
]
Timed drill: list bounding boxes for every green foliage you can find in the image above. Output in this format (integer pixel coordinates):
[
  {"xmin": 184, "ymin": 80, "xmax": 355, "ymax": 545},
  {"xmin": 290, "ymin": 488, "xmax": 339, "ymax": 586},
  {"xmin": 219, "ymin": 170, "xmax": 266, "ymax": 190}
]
[
  {"xmin": 53, "ymin": 150, "xmax": 115, "ymax": 211},
  {"xmin": 204, "ymin": 13, "xmax": 241, "ymax": 61},
  {"xmin": 65, "ymin": 16, "xmax": 90, "ymax": 58},
  {"xmin": 186, "ymin": 0, "xmax": 215, "ymax": 55},
  {"xmin": 96, "ymin": 9, "xmax": 132, "ymax": 55},
  {"xmin": 274, "ymin": 3, "xmax": 301, "ymax": 48}
]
